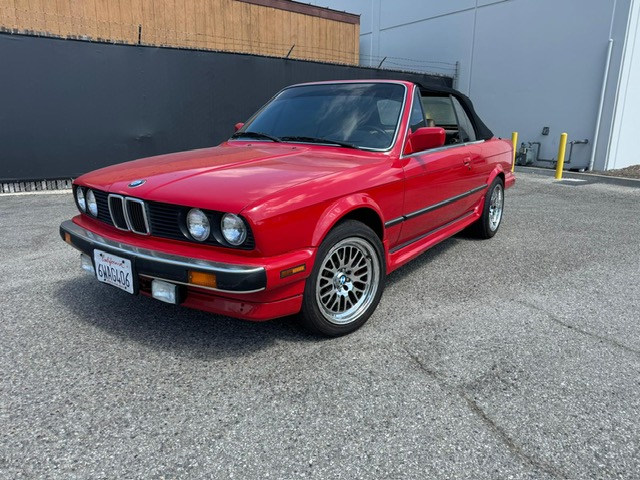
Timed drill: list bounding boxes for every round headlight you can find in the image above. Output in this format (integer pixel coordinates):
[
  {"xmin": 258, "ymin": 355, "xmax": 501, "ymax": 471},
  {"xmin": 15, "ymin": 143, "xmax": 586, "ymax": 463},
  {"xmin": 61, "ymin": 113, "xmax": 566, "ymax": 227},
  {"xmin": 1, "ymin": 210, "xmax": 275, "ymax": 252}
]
[
  {"xmin": 221, "ymin": 213, "xmax": 247, "ymax": 246},
  {"xmin": 86, "ymin": 189, "xmax": 98, "ymax": 216},
  {"xmin": 76, "ymin": 187, "xmax": 86, "ymax": 212},
  {"xmin": 187, "ymin": 209, "xmax": 210, "ymax": 241}
]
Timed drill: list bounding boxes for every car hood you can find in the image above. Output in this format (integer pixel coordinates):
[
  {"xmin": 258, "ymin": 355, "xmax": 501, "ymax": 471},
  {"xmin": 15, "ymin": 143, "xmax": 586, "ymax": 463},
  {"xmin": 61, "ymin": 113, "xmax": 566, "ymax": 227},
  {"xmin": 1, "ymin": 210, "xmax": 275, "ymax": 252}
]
[{"xmin": 76, "ymin": 142, "xmax": 374, "ymax": 213}]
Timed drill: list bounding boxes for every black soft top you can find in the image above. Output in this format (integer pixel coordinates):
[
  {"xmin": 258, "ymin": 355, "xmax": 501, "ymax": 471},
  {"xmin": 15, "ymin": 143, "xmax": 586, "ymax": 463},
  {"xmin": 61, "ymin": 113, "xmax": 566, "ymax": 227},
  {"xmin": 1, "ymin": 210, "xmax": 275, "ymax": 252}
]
[{"xmin": 417, "ymin": 83, "xmax": 494, "ymax": 141}]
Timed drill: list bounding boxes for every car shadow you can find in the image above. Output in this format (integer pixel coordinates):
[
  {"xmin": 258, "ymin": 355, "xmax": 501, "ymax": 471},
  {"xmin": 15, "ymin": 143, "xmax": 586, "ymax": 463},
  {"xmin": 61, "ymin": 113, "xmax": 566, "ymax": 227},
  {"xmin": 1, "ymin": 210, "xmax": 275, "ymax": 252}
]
[
  {"xmin": 54, "ymin": 277, "xmax": 321, "ymax": 360},
  {"xmin": 54, "ymin": 231, "xmax": 476, "ymax": 358}
]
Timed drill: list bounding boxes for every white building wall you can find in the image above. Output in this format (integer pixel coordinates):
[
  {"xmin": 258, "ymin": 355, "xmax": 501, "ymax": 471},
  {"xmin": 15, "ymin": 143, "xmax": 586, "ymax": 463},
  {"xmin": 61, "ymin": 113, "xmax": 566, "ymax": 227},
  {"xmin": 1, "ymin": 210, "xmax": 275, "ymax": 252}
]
[
  {"xmin": 607, "ymin": 0, "xmax": 640, "ymax": 170},
  {"xmin": 308, "ymin": 0, "xmax": 633, "ymax": 171}
]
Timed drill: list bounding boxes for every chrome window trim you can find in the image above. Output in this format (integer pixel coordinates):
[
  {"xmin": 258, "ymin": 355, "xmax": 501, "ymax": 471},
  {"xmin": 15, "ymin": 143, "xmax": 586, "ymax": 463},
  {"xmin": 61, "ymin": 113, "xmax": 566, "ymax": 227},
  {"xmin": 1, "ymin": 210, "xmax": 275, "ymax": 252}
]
[
  {"xmin": 400, "ymin": 139, "xmax": 486, "ymax": 160},
  {"xmin": 451, "ymin": 96, "xmax": 478, "ymax": 143},
  {"xmin": 376, "ymin": 81, "xmax": 408, "ymax": 152},
  {"xmin": 400, "ymin": 87, "xmax": 486, "ymax": 159},
  {"xmin": 230, "ymin": 81, "xmax": 409, "ymax": 153}
]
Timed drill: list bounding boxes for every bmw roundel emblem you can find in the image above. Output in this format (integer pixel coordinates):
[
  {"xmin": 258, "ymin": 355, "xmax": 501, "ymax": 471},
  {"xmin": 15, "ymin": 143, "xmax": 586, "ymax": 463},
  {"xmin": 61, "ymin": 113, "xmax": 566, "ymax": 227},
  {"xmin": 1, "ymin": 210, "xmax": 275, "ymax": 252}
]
[{"xmin": 128, "ymin": 179, "xmax": 146, "ymax": 188}]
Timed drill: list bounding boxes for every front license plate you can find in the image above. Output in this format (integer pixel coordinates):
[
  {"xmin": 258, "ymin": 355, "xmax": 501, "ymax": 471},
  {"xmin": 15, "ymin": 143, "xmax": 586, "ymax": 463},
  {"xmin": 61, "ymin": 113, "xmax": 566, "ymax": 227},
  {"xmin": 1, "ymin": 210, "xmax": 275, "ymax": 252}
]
[{"xmin": 93, "ymin": 249, "xmax": 134, "ymax": 294}]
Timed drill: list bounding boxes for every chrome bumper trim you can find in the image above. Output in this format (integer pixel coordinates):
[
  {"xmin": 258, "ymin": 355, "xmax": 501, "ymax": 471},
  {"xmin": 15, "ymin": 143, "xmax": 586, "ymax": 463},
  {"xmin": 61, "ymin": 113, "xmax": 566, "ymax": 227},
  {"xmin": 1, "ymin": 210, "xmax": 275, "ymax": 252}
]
[{"xmin": 60, "ymin": 220, "xmax": 266, "ymax": 293}]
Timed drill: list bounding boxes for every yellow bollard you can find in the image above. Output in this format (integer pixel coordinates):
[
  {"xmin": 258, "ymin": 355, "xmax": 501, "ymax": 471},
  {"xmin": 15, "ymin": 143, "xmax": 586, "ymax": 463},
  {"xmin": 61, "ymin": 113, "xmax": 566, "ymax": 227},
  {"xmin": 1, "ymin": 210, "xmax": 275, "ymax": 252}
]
[
  {"xmin": 555, "ymin": 133, "xmax": 568, "ymax": 180},
  {"xmin": 511, "ymin": 132, "xmax": 518, "ymax": 173}
]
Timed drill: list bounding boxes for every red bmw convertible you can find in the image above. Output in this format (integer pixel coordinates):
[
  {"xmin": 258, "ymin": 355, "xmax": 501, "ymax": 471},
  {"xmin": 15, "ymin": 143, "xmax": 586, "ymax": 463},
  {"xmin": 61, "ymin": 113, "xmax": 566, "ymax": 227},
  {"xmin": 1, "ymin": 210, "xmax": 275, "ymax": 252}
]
[{"xmin": 60, "ymin": 80, "xmax": 514, "ymax": 336}]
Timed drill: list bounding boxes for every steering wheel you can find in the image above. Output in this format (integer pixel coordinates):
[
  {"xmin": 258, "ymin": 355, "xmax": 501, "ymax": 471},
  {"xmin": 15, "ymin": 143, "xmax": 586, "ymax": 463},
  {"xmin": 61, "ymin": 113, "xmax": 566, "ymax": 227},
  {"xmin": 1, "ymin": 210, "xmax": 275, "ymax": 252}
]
[
  {"xmin": 352, "ymin": 126, "xmax": 392, "ymax": 143},
  {"xmin": 362, "ymin": 126, "xmax": 390, "ymax": 138},
  {"xmin": 346, "ymin": 126, "xmax": 392, "ymax": 148}
]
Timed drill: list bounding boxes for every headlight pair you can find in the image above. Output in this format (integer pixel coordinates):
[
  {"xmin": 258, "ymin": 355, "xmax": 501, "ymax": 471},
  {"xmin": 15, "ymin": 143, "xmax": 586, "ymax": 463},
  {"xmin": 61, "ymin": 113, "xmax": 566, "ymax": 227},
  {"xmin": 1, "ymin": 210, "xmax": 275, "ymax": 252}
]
[
  {"xmin": 187, "ymin": 209, "xmax": 247, "ymax": 246},
  {"xmin": 75, "ymin": 186, "xmax": 98, "ymax": 216}
]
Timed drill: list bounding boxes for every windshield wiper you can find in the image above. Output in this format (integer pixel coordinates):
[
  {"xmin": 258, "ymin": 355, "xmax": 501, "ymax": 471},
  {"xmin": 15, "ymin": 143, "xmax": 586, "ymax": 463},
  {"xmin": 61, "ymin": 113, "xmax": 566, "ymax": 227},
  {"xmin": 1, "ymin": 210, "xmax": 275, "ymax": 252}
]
[
  {"xmin": 231, "ymin": 131, "xmax": 282, "ymax": 142},
  {"xmin": 280, "ymin": 136, "xmax": 360, "ymax": 149}
]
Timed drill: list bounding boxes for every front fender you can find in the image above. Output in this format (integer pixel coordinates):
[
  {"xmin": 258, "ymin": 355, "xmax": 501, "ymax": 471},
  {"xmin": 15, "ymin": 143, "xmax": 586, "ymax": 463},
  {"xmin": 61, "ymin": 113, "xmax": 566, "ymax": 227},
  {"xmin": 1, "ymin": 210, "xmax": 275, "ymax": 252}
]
[{"xmin": 311, "ymin": 194, "xmax": 385, "ymax": 247}]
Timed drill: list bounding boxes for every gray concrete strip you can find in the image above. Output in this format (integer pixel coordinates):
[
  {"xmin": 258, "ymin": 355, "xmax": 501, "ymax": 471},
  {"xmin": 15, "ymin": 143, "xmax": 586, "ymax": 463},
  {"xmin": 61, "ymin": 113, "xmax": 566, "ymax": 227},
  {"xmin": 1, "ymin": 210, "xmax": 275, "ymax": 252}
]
[
  {"xmin": 516, "ymin": 165, "xmax": 640, "ymax": 188},
  {"xmin": 0, "ymin": 190, "xmax": 71, "ymax": 197}
]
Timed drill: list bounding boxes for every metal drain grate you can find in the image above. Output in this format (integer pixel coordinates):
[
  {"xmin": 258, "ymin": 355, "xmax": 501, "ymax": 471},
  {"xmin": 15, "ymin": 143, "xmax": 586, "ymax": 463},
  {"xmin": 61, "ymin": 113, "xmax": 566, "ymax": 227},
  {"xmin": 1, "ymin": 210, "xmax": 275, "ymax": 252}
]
[{"xmin": 1, "ymin": 179, "xmax": 73, "ymax": 193}]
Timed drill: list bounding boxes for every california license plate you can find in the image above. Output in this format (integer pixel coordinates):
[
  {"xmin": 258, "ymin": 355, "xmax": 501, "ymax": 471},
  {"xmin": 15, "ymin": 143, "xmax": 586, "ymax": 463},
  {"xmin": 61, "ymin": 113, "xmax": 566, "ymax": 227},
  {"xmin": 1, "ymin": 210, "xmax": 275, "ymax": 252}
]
[{"xmin": 93, "ymin": 249, "xmax": 134, "ymax": 294}]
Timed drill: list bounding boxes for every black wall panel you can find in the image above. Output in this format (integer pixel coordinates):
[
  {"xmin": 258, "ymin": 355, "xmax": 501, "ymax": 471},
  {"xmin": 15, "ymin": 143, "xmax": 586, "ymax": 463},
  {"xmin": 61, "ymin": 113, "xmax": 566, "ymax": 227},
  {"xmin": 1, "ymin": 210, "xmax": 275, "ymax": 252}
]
[{"xmin": 0, "ymin": 34, "xmax": 452, "ymax": 181}]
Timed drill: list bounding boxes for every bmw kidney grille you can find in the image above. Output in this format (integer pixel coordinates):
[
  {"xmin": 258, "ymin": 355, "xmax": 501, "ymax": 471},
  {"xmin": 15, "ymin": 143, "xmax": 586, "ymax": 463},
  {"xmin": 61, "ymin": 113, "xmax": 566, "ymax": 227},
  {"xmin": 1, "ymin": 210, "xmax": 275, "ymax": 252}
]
[{"xmin": 107, "ymin": 194, "xmax": 150, "ymax": 235}]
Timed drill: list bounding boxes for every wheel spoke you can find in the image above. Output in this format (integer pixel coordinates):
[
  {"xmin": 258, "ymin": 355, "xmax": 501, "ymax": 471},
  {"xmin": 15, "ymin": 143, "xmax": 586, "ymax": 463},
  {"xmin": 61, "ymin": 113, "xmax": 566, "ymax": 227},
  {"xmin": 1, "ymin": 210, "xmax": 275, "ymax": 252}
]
[
  {"xmin": 345, "ymin": 292, "xmax": 356, "ymax": 309},
  {"xmin": 329, "ymin": 295, "xmax": 340, "ymax": 312},
  {"xmin": 351, "ymin": 266, "xmax": 369, "ymax": 283},
  {"xmin": 319, "ymin": 274, "xmax": 331, "ymax": 283},
  {"xmin": 347, "ymin": 250, "xmax": 363, "ymax": 270},
  {"xmin": 328, "ymin": 254, "xmax": 339, "ymax": 271},
  {"xmin": 320, "ymin": 285, "xmax": 333, "ymax": 296},
  {"xmin": 319, "ymin": 288, "xmax": 332, "ymax": 298}
]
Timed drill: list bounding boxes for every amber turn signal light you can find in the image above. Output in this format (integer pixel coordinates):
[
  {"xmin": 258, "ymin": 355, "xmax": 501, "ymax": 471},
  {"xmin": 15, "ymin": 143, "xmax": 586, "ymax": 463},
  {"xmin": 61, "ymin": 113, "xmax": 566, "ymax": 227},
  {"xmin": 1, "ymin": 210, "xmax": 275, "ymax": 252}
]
[
  {"xmin": 280, "ymin": 264, "xmax": 306, "ymax": 279},
  {"xmin": 188, "ymin": 271, "xmax": 217, "ymax": 288}
]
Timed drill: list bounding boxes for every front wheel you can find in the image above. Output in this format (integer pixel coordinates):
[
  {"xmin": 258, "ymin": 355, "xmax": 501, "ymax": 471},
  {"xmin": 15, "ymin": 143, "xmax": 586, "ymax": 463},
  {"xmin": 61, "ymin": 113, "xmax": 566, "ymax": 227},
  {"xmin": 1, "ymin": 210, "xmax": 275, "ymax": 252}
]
[{"xmin": 300, "ymin": 220, "xmax": 386, "ymax": 336}]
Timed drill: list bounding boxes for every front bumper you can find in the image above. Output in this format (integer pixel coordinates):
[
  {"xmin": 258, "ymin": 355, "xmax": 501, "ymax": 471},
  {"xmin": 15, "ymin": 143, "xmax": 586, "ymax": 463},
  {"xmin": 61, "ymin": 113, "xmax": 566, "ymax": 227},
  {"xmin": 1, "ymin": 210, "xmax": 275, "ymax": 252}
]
[
  {"xmin": 60, "ymin": 220, "xmax": 312, "ymax": 320},
  {"xmin": 60, "ymin": 220, "xmax": 267, "ymax": 293}
]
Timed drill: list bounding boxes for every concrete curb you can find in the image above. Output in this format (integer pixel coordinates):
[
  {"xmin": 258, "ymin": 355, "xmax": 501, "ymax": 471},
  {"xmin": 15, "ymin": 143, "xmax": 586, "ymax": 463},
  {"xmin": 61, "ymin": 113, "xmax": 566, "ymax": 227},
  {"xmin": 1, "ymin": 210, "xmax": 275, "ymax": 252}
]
[{"xmin": 515, "ymin": 166, "xmax": 640, "ymax": 189}]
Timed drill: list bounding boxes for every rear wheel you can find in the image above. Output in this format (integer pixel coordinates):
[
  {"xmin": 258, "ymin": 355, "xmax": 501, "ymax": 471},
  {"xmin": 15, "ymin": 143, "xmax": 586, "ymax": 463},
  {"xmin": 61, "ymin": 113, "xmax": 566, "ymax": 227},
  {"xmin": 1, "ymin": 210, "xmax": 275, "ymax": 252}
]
[
  {"xmin": 300, "ymin": 220, "xmax": 385, "ymax": 336},
  {"xmin": 470, "ymin": 177, "xmax": 504, "ymax": 239}
]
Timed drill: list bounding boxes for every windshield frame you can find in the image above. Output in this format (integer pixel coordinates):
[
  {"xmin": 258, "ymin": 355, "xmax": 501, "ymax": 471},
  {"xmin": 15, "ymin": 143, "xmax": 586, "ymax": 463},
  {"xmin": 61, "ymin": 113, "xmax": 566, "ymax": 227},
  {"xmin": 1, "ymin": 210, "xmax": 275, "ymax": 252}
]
[{"xmin": 232, "ymin": 81, "xmax": 409, "ymax": 153}]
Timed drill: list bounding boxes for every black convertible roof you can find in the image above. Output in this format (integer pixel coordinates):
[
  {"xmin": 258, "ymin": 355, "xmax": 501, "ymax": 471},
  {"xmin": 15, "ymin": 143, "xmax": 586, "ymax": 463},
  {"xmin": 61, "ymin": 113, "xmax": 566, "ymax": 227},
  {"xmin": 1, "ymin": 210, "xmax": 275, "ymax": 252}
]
[{"xmin": 417, "ymin": 83, "xmax": 494, "ymax": 141}]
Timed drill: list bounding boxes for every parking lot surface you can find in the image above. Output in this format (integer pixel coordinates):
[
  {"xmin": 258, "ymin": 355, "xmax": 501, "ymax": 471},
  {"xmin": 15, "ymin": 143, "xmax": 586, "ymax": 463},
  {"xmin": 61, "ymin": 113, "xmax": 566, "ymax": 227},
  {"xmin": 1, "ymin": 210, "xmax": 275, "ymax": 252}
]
[{"xmin": 1, "ymin": 173, "xmax": 639, "ymax": 479}]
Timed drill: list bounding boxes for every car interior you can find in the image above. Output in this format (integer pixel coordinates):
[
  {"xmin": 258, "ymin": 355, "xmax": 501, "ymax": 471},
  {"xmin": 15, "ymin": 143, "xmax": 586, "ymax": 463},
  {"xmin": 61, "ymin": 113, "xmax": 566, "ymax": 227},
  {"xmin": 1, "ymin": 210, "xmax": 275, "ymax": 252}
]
[
  {"xmin": 420, "ymin": 93, "xmax": 478, "ymax": 146},
  {"xmin": 420, "ymin": 94, "xmax": 460, "ymax": 145}
]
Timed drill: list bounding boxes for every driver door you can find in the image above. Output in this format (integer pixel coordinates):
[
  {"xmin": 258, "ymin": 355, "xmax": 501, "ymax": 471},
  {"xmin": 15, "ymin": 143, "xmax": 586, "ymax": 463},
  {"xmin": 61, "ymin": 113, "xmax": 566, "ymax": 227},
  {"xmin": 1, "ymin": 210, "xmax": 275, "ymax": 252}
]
[{"xmin": 397, "ymin": 91, "xmax": 470, "ymax": 246}]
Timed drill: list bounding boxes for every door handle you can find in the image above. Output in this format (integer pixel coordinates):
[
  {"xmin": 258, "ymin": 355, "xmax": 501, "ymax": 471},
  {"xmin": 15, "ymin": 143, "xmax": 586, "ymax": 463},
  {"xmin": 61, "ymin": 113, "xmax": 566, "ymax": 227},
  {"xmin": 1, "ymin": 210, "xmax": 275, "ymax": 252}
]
[{"xmin": 463, "ymin": 157, "xmax": 471, "ymax": 169}]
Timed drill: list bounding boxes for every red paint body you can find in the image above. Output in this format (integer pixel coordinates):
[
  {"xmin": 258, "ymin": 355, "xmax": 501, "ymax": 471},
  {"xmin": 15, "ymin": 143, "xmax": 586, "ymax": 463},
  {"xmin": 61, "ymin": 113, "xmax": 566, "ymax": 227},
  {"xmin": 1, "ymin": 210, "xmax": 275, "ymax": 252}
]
[{"xmin": 67, "ymin": 81, "xmax": 515, "ymax": 321}]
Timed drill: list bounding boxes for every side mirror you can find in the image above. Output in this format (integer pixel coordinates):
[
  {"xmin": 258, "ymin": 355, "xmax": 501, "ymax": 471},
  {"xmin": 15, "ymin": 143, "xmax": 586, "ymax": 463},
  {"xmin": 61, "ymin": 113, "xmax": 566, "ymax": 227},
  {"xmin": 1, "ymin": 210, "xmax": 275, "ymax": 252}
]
[
  {"xmin": 234, "ymin": 122, "xmax": 244, "ymax": 132},
  {"xmin": 405, "ymin": 127, "xmax": 445, "ymax": 154}
]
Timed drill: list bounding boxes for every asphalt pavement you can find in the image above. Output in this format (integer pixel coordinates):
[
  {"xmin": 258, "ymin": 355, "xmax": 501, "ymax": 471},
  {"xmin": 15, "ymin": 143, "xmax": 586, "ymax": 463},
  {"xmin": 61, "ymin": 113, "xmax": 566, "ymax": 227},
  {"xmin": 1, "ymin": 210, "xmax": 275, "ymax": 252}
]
[{"xmin": 1, "ymin": 173, "xmax": 639, "ymax": 479}]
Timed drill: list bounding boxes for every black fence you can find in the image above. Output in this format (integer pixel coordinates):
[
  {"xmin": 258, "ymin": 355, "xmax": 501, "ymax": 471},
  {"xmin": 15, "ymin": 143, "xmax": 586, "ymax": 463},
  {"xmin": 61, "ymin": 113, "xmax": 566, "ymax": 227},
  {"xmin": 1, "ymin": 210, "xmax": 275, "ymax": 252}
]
[{"xmin": 0, "ymin": 33, "xmax": 452, "ymax": 182}]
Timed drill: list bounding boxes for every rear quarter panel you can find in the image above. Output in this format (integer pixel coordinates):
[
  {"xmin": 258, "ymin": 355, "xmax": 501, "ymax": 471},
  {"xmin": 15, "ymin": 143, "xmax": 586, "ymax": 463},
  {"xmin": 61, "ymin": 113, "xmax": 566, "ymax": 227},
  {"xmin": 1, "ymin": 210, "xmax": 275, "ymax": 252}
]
[{"xmin": 480, "ymin": 138, "xmax": 513, "ymax": 184}]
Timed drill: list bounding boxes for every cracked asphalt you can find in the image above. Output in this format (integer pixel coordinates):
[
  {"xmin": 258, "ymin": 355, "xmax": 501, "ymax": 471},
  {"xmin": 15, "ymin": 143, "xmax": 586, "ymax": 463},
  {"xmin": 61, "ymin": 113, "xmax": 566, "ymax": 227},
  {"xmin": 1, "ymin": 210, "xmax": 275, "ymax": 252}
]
[{"xmin": 1, "ymin": 172, "xmax": 639, "ymax": 479}]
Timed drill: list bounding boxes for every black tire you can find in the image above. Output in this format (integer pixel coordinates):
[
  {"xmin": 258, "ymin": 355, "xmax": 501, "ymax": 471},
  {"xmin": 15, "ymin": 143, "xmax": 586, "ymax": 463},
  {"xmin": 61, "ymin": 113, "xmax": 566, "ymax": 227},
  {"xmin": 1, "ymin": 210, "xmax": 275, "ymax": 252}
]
[
  {"xmin": 470, "ymin": 177, "xmax": 505, "ymax": 239},
  {"xmin": 300, "ymin": 220, "xmax": 386, "ymax": 336}
]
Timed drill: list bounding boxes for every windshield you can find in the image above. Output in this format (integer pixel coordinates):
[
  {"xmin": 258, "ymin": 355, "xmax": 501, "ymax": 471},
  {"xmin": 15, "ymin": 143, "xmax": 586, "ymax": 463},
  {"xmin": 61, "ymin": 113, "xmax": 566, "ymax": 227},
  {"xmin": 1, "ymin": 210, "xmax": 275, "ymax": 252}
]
[{"xmin": 234, "ymin": 83, "xmax": 406, "ymax": 150}]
